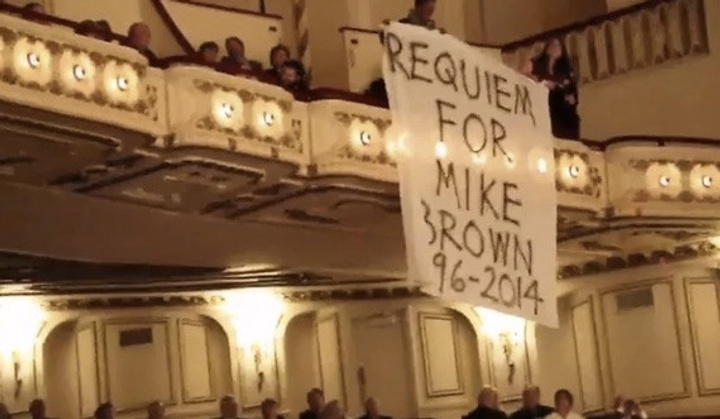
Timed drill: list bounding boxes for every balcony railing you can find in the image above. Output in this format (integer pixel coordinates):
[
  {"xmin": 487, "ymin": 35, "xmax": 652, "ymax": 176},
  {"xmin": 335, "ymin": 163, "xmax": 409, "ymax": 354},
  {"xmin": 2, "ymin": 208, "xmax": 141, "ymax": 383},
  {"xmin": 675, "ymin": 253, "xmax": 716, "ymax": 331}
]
[
  {"xmin": 501, "ymin": 0, "xmax": 709, "ymax": 85},
  {"xmin": 0, "ymin": 4, "xmax": 719, "ymax": 222}
]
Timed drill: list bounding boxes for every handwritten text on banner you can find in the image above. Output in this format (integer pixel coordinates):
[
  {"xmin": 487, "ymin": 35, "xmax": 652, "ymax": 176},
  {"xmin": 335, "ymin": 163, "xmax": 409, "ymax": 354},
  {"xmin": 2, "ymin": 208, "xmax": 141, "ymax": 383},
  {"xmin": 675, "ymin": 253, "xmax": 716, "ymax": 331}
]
[{"xmin": 382, "ymin": 23, "xmax": 558, "ymax": 327}]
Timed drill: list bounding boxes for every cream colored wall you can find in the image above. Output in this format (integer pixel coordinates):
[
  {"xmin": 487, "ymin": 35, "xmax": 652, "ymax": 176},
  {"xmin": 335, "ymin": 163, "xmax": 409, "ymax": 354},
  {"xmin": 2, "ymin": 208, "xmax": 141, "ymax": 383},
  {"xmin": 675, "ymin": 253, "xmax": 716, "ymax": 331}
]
[
  {"xmin": 539, "ymin": 262, "xmax": 720, "ymax": 415},
  {"xmin": 580, "ymin": 0, "xmax": 720, "ymax": 140}
]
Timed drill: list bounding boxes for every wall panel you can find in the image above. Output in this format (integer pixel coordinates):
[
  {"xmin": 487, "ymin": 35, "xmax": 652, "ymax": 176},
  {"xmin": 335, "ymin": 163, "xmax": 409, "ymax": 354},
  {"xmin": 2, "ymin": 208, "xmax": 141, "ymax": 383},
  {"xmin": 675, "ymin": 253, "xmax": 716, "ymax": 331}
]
[
  {"xmin": 571, "ymin": 300, "xmax": 604, "ymax": 412},
  {"xmin": 418, "ymin": 313, "xmax": 463, "ymax": 398},
  {"xmin": 685, "ymin": 280, "xmax": 720, "ymax": 395},
  {"xmin": 316, "ymin": 313, "xmax": 346, "ymax": 404},
  {"xmin": 178, "ymin": 320, "xmax": 213, "ymax": 403},
  {"xmin": 600, "ymin": 281, "xmax": 689, "ymax": 402},
  {"xmin": 103, "ymin": 319, "xmax": 174, "ymax": 411},
  {"xmin": 76, "ymin": 324, "xmax": 100, "ymax": 418}
]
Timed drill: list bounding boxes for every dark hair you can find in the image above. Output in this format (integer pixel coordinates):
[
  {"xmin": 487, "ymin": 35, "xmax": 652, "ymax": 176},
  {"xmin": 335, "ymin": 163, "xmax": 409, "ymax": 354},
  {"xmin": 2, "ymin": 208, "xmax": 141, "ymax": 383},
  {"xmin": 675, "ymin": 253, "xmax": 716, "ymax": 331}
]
[
  {"xmin": 269, "ymin": 44, "xmax": 291, "ymax": 67},
  {"xmin": 414, "ymin": 0, "xmax": 434, "ymax": 8},
  {"xmin": 225, "ymin": 36, "xmax": 244, "ymax": 49},
  {"xmin": 94, "ymin": 403, "xmax": 113, "ymax": 419},
  {"xmin": 199, "ymin": 41, "xmax": 219, "ymax": 53},
  {"xmin": 23, "ymin": 2, "xmax": 42, "ymax": 11},
  {"xmin": 306, "ymin": 388, "xmax": 324, "ymax": 399},
  {"xmin": 261, "ymin": 398, "xmax": 278, "ymax": 410},
  {"xmin": 554, "ymin": 389, "xmax": 574, "ymax": 406},
  {"xmin": 281, "ymin": 59, "xmax": 306, "ymax": 77},
  {"xmin": 96, "ymin": 20, "xmax": 111, "ymax": 32},
  {"xmin": 533, "ymin": 37, "xmax": 573, "ymax": 76}
]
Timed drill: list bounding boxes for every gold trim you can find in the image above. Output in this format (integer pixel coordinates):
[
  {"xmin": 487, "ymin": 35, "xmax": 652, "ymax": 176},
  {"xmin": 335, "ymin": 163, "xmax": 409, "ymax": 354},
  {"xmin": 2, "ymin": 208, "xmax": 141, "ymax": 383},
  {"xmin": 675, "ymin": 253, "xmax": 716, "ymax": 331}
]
[
  {"xmin": 484, "ymin": 326, "xmax": 530, "ymax": 402},
  {"xmin": 314, "ymin": 312, "xmax": 348, "ymax": 406},
  {"xmin": 418, "ymin": 312, "xmax": 464, "ymax": 398},
  {"xmin": 101, "ymin": 318, "xmax": 177, "ymax": 413},
  {"xmin": 598, "ymin": 279, "xmax": 691, "ymax": 403},
  {"xmin": 177, "ymin": 319, "xmax": 217, "ymax": 404},
  {"xmin": 75, "ymin": 322, "xmax": 101, "ymax": 418},
  {"xmin": 570, "ymin": 299, "xmax": 605, "ymax": 413},
  {"xmin": 683, "ymin": 278, "xmax": 720, "ymax": 396}
]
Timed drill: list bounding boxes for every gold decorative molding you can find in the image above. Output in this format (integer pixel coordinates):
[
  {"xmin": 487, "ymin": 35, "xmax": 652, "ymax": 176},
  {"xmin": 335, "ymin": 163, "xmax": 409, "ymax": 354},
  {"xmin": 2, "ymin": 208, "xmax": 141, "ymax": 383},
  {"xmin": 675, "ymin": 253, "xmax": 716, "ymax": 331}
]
[
  {"xmin": 334, "ymin": 111, "xmax": 395, "ymax": 168},
  {"xmin": 598, "ymin": 279, "xmax": 691, "ymax": 403},
  {"xmin": 334, "ymin": 111, "xmax": 391, "ymax": 133},
  {"xmin": 683, "ymin": 278, "xmax": 720, "ymax": 397}
]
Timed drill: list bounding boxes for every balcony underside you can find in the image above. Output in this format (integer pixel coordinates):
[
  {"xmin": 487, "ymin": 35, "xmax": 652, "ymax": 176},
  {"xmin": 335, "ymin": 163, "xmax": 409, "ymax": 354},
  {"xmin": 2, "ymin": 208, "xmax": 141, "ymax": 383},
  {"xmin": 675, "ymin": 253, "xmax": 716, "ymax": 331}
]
[{"xmin": 1, "ymin": 106, "xmax": 718, "ymax": 289}]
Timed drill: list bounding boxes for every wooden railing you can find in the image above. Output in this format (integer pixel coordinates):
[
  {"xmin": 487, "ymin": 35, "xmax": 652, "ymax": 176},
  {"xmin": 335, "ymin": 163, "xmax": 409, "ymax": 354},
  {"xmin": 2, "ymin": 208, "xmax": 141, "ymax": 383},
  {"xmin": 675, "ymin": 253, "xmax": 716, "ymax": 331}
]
[{"xmin": 501, "ymin": 0, "xmax": 709, "ymax": 86}]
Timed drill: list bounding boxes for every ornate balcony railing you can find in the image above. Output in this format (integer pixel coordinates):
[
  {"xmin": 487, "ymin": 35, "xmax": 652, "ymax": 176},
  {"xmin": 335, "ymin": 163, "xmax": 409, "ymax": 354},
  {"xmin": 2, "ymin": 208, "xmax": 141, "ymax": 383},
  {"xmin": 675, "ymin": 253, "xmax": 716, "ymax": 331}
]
[
  {"xmin": 501, "ymin": 0, "xmax": 709, "ymax": 85},
  {"xmin": 1, "ymin": 6, "xmax": 719, "ymax": 223}
]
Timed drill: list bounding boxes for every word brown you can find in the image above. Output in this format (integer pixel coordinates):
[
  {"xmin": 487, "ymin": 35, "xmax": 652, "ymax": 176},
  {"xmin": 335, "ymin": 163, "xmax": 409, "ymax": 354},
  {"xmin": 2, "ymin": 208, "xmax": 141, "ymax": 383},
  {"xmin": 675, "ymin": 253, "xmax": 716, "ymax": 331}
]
[{"xmin": 384, "ymin": 31, "xmax": 536, "ymax": 126}]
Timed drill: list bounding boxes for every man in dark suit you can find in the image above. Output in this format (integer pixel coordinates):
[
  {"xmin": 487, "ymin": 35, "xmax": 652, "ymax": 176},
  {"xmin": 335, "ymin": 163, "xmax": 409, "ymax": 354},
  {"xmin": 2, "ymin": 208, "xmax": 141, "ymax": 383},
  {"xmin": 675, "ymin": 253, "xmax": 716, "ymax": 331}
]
[
  {"xmin": 465, "ymin": 387, "xmax": 507, "ymax": 419},
  {"xmin": 357, "ymin": 398, "xmax": 392, "ymax": 419},
  {"xmin": 510, "ymin": 386, "xmax": 554, "ymax": 419},
  {"xmin": 299, "ymin": 388, "xmax": 324, "ymax": 419}
]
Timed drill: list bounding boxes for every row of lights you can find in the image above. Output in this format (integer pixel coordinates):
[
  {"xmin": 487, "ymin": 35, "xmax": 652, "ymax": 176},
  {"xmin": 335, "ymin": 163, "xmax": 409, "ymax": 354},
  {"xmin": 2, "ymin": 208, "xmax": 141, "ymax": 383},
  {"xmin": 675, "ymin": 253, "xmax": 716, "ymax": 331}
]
[
  {"xmin": 657, "ymin": 174, "xmax": 713, "ymax": 188},
  {"xmin": 219, "ymin": 102, "xmax": 276, "ymax": 127},
  {"xmin": 25, "ymin": 52, "xmax": 130, "ymax": 92}
]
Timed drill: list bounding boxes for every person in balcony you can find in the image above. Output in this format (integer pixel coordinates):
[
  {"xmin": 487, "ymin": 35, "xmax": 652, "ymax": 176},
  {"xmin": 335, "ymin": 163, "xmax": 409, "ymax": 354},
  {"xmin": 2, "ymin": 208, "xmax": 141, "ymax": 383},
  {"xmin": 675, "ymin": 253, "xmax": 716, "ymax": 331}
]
[
  {"xmin": 320, "ymin": 401, "xmax": 344, "ymax": 419},
  {"xmin": 76, "ymin": 20, "xmax": 105, "ymax": 40},
  {"xmin": 279, "ymin": 59, "xmax": 308, "ymax": 92},
  {"xmin": 0, "ymin": 403, "xmax": 10, "ymax": 419},
  {"xmin": 399, "ymin": 0, "xmax": 437, "ymax": 30},
  {"xmin": 221, "ymin": 37, "xmax": 262, "ymax": 72},
  {"xmin": 29, "ymin": 399, "xmax": 57, "ymax": 419},
  {"xmin": 611, "ymin": 398, "xmax": 647, "ymax": 419},
  {"xmin": 126, "ymin": 22, "xmax": 158, "ymax": 64},
  {"xmin": 21, "ymin": 2, "xmax": 45, "ymax": 22},
  {"xmin": 510, "ymin": 386, "xmax": 554, "ymax": 419},
  {"xmin": 198, "ymin": 41, "xmax": 220, "ymax": 66},
  {"xmin": 546, "ymin": 390, "xmax": 583, "ymax": 419},
  {"xmin": 95, "ymin": 20, "xmax": 114, "ymax": 41},
  {"xmin": 266, "ymin": 44, "xmax": 292, "ymax": 80},
  {"xmin": 531, "ymin": 38, "xmax": 580, "ymax": 139}
]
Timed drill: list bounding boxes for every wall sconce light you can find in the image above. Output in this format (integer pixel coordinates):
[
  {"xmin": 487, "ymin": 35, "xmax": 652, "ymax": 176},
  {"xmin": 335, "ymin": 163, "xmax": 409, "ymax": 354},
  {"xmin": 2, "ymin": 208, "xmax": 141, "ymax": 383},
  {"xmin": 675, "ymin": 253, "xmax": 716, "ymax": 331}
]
[
  {"xmin": 701, "ymin": 175, "xmax": 713, "ymax": 188},
  {"xmin": 0, "ymin": 298, "xmax": 45, "ymax": 399},
  {"xmin": 358, "ymin": 130, "xmax": 372, "ymax": 146},
  {"xmin": 568, "ymin": 164, "xmax": 580, "ymax": 178},
  {"xmin": 475, "ymin": 307, "xmax": 526, "ymax": 385},
  {"xmin": 261, "ymin": 111, "xmax": 275, "ymax": 127},
  {"xmin": 26, "ymin": 52, "xmax": 40, "ymax": 68},
  {"xmin": 658, "ymin": 175, "xmax": 671, "ymax": 187},
  {"xmin": 224, "ymin": 290, "xmax": 285, "ymax": 392}
]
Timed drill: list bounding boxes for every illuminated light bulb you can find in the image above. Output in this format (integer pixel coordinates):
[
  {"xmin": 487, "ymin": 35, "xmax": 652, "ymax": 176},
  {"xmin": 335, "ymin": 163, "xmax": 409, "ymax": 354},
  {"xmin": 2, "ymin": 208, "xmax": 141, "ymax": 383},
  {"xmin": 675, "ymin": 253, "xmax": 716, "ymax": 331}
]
[
  {"xmin": 568, "ymin": 165, "xmax": 580, "ymax": 178},
  {"xmin": 359, "ymin": 130, "xmax": 372, "ymax": 146},
  {"xmin": 658, "ymin": 175, "xmax": 671, "ymax": 187},
  {"xmin": 434, "ymin": 141, "xmax": 447, "ymax": 159},
  {"xmin": 26, "ymin": 52, "xmax": 40, "ymax": 68},
  {"xmin": 116, "ymin": 76, "xmax": 129, "ymax": 91},
  {"xmin": 701, "ymin": 175, "xmax": 713, "ymax": 188},
  {"xmin": 220, "ymin": 103, "xmax": 234, "ymax": 119},
  {"xmin": 72, "ymin": 64, "xmax": 86, "ymax": 80},
  {"xmin": 536, "ymin": 158, "xmax": 548, "ymax": 173},
  {"xmin": 261, "ymin": 111, "xmax": 275, "ymax": 126}
]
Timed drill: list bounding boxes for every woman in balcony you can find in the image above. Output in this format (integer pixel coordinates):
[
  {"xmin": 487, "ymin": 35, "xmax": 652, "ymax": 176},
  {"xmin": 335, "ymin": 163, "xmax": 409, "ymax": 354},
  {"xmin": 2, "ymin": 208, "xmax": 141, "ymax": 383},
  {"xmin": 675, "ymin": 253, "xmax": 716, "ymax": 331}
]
[
  {"xmin": 266, "ymin": 44, "xmax": 292, "ymax": 80},
  {"xmin": 531, "ymin": 38, "xmax": 580, "ymax": 139}
]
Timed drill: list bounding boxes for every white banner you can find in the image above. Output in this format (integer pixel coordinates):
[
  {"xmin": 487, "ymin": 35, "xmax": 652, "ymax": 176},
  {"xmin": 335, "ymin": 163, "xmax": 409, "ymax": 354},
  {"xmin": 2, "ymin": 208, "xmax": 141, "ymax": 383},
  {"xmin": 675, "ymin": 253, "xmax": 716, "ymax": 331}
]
[{"xmin": 382, "ymin": 23, "xmax": 558, "ymax": 327}]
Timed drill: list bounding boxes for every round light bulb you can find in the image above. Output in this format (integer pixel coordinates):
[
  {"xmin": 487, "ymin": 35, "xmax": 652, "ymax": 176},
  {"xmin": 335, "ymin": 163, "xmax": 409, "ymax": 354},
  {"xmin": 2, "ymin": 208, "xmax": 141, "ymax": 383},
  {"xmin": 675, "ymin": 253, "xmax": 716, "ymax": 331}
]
[
  {"xmin": 26, "ymin": 53, "xmax": 40, "ymax": 68},
  {"xmin": 701, "ymin": 175, "xmax": 713, "ymax": 188},
  {"xmin": 658, "ymin": 175, "xmax": 671, "ymax": 187},
  {"xmin": 537, "ymin": 158, "xmax": 548, "ymax": 173},
  {"xmin": 72, "ymin": 64, "xmax": 86, "ymax": 80},
  {"xmin": 568, "ymin": 165, "xmax": 580, "ymax": 178},
  {"xmin": 472, "ymin": 153, "xmax": 486, "ymax": 166},
  {"xmin": 220, "ymin": 103, "xmax": 234, "ymax": 119},
  {"xmin": 359, "ymin": 130, "xmax": 372, "ymax": 146},
  {"xmin": 116, "ymin": 76, "xmax": 129, "ymax": 91},
  {"xmin": 261, "ymin": 111, "xmax": 275, "ymax": 126}
]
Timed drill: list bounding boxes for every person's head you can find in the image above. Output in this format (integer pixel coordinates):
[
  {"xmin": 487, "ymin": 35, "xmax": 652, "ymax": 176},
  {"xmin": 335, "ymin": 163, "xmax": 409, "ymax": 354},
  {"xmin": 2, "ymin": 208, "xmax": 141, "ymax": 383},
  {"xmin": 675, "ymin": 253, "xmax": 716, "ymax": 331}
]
[
  {"xmin": 544, "ymin": 38, "xmax": 565, "ymax": 60},
  {"xmin": 199, "ymin": 41, "xmax": 220, "ymax": 63},
  {"xmin": 364, "ymin": 398, "xmax": 379, "ymax": 417},
  {"xmin": 147, "ymin": 401, "xmax": 165, "ymax": 419},
  {"xmin": 23, "ymin": 2, "xmax": 44, "ymax": 14},
  {"xmin": 280, "ymin": 60, "xmax": 305, "ymax": 88},
  {"xmin": 225, "ymin": 36, "xmax": 246, "ymax": 58},
  {"xmin": 94, "ymin": 402, "xmax": 114, "ymax": 419},
  {"xmin": 613, "ymin": 395, "xmax": 624, "ymax": 410},
  {"xmin": 622, "ymin": 400, "xmax": 638, "ymax": 416},
  {"xmin": 96, "ymin": 20, "xmax": 111, "ymax": 33},
  {"xmin": 320, "ymin": 400, "xmax": 342, "ymax": 419},
  {"xmin": 29, "ymin": 399, "xmax": 46, "ymax": 419},
  {"xmin": 128, "ymin": 22, "xmax": 151, "ymax": 50},
  {"xmin": 522, "ymin": 386, "xmax": 541, "ymax": 409},
  {"xmin": 269, "ymin": 44, "xmax": 291, "ymax": 69},
  {"xmin": 414, "ymin": 0, "xmax": 436, "ymax": 22},
  {"xmin": 478, "ymin": 386, "xmax": 498, "ymax": 408},
  {"xmin": 554, "ymin": 389, "xmax": 573, "ymax": 415},
  {"xmin": 307, "ymin": 388, "xmax": 324, "ymax": 412},
  {"xmin": 220, "ymin": 395, "xmax": 238, "ymax": 418},
  {"xmin": 261, "ymin": 399, "xmax": 279, "ymax": 419},
  {"xmin": 0, "ymin": 403, "xmax": 10, "ymax": 419}
]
